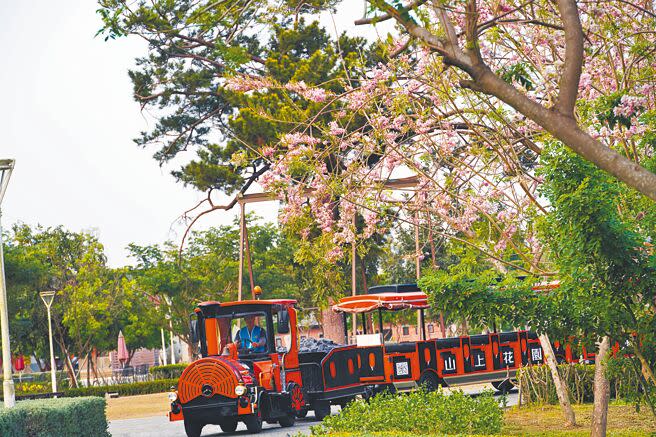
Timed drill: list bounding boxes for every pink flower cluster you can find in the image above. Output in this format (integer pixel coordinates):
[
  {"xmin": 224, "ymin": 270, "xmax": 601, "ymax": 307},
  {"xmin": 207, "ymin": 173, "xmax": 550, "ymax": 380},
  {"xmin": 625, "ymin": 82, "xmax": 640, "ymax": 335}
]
[
  {"xmin": 328, "ymin": 121, "xmax": 346, "ymax": 136},
  {"xmin": 284, "ymin": 81, "xmax": 331, "ymax": 103},
  {"xmin": 613, "ymin": 95, "xmax": 646, "ymax": 119},
  {"xmin": 280, "ymin": 132, "xmax": 321, "ymax": 148}
]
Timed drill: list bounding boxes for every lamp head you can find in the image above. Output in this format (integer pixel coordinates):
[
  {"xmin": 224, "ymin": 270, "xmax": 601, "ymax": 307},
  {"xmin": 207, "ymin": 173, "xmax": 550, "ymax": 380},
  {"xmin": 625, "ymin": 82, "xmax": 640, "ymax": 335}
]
[
  {"xmin": 0, "ymin": 159, "xmax": 15, "ymax": 206},
  {"xmin": 39, "ymin": 291, "xmax": 56, "ymax": 308}
]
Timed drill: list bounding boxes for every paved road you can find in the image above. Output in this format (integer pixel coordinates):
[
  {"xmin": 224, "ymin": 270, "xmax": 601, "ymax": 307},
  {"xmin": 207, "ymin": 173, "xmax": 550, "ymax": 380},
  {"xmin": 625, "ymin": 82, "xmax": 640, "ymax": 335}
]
[
  {"xmin": 109, "ymin": 390, "xmax": 518, "ymax": 437},
  {"xmin": 109, "ymin": 407, "xmax": 337, "ymax": 437}
]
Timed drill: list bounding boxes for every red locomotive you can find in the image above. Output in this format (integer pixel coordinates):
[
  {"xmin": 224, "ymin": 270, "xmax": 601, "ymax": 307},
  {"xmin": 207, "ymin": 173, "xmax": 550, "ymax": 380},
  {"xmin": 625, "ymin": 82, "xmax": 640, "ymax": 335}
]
[{"xmin": 168, "ymin": 284, "xmax": 592, "ymax": 436}]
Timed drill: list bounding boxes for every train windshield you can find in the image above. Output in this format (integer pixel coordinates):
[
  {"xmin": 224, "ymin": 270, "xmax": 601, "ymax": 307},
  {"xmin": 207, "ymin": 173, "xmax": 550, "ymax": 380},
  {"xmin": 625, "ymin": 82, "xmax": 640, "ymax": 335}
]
[{"xmin": 215, "ymin": 311, "xmax": 270, "ymax": 356}]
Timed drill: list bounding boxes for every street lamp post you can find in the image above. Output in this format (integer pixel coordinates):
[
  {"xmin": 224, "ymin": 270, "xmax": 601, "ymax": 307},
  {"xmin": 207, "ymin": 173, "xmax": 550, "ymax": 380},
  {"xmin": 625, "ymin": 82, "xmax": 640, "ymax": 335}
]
[
  {"xmin": 160, "ymin": 328, "xmax": 168, "ymax": 366},
  {"xmin": 39, "ymin": 291, "xmax": 57, "ymax": 394},
  {"xmin": 0, "ymin": 159, "xmax": 16, "ymax": 407}
]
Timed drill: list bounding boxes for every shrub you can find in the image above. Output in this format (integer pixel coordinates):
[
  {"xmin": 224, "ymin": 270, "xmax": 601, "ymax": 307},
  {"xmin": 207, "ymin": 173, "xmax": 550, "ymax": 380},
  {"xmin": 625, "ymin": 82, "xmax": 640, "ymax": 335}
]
[
  {"xmin": 313, "ymin": 389, "xmax": 503, "ymax": 435},
  {"xmin": 15, "ymin": 382, "xmax": 51, "ymax": 395},
  {"xmin": 517, "ymin": 358, "xmax": 645, "ymax": 406},
  {"xmin": 64, "ymin": 379, "xmax": 178, "ymax": 398},
  {"xmin": 0, "ymin": 396, "xmax": 109, "ymax": 437},
  {"xmin": 149, "ymin": 363, "xmax": 188, "ymax": 379}
]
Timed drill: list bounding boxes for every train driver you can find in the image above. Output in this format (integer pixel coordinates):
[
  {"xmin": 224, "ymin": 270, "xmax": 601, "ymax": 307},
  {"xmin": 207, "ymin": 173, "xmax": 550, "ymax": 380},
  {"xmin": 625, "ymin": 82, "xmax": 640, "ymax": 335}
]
[{"xmin": 234, "ymin": 315, "xmax": 267, "ymax": 353}]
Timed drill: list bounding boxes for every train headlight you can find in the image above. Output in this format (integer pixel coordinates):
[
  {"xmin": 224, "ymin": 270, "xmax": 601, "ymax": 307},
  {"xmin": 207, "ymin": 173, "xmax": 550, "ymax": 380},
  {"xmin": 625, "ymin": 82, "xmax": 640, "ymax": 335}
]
[
  {"xmin": 168, "ymin": 391, "xmax": 178, "ymax": 402},
  {"xmin": 235, "ymin": 385, "xmax": 247, "ymax": 396}
]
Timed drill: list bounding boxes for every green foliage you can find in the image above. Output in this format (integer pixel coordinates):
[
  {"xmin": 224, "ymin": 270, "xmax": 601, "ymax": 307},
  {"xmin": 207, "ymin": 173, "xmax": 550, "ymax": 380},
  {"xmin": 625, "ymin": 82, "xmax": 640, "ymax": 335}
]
[
  {"xmin": 538, "ymin": 144, "xmax": 656, "ymax": 348},
  {"xmin": 418, "ymin": 243, "xmax": 543, "ymax": 333},
  {"xmin": 149, "ymin": 363, "xmax": 188, "ymax": 379},
  {"xmin": 313, "ymin": 389, "xmax": 503, "ymax": 435},
  {"xmin": 63, "ymin": 379, "xmax": 178, "ymax": 398},
  {"xmin": 498, "ymin": 62, "xmax": 535, "ymax": 90},
  {"xmin": 97, "ymin": 0, "xmax": 372, "ymax": 196},
  {"xmin": 605, "ymin": 356, "xmax": 656, "ymax": 409},
  {"xmin": 0, "ymin": 397, "xmax": 109, "ymax": 437},
  {"xmin": 4, "ymin": 224, "xmax": 161, "ymax": 380},
  {"xmin": 518, "ymin": 359, "xmax": 646, "ymax": 407},
  {"xmin": 127, "ymin": 216, "xmax": 318, "ymax": 342}
]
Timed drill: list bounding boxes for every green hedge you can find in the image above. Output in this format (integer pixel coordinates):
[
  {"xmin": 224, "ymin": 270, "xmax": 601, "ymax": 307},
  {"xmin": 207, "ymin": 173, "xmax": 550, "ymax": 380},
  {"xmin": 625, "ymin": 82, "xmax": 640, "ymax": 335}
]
[
  {"xmin": 313, "ymin": 389, "xmax": 503, "ymax": 435},
  {"xmin": 517, "ymin": 358, "xmax": 645, "ymax": 405},
  {"xmin": 0, "ymin": 396, "xmax": 109, "ymax": 437},
  {"xmin": 149, "ymin": 363, "xmax": 188, "ymax": 379},
  {"xmin": 64, "ymin": 379, "xmax": 178, "ymax": 398}
]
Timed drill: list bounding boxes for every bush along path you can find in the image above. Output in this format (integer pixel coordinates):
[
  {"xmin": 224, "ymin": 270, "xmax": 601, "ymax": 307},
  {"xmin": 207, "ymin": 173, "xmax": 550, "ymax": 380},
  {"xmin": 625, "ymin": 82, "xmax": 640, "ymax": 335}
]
[
  {"xmin": 64, "ymin": 379, "xmax": 179, "ymax": 398},
  {"xmin": 0, "ymin": 396, "xmax": 110, "ymax": 437},
  {"xmin": 312, "ymin": 389, "xmax": 503, "ymax": 436}
]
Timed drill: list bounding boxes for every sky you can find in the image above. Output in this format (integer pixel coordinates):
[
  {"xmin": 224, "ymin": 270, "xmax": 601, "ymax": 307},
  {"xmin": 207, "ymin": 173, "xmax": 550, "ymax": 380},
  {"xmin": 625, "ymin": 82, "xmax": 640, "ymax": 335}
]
[{"xmin": 0, "ymin": 1, "xmax": 393, "ymax": 266}]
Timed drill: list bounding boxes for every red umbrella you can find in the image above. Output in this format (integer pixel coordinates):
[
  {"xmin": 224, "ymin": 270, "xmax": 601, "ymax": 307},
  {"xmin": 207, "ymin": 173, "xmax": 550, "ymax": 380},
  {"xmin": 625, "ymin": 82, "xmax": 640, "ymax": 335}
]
[{"xmin": 117, "ymin": 331, "xmax": 129, "ymax": 367}]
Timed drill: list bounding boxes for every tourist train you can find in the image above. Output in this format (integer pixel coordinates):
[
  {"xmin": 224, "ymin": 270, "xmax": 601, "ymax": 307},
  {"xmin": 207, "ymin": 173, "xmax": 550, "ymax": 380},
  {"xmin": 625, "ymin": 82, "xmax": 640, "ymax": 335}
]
[{"xmin": 168, "ymin": 284, "xmax": 594, "ymax": 437}]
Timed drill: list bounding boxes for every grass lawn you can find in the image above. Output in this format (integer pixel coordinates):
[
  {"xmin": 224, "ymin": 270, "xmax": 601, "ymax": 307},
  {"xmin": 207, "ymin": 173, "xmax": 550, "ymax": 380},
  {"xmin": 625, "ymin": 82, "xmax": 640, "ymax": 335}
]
[
  {"xmin": 503, "ymin": 403, "xmax": 656, "ymax": 436},
  {"xmin": 106, "ymin": 392, "xmax": 170, "ymax": 421}
]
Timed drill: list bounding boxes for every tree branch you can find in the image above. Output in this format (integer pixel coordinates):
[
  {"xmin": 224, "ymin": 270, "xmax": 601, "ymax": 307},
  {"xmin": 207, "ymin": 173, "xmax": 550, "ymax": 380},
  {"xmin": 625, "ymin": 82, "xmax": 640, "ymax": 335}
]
[
  {"xmin": 354, "ymin": 0, "xmax": 428, "ymax": 25},
  {"xmin": 178, "ymin": 163, "xmax": 270, "ymax": 257},
  {"xmin": 467, "ymin": 67, "xmax": 656, "ymax": 201},
  {"xmin": 553, "ymin": 0, "xmax": 584, "ymax": 116}
]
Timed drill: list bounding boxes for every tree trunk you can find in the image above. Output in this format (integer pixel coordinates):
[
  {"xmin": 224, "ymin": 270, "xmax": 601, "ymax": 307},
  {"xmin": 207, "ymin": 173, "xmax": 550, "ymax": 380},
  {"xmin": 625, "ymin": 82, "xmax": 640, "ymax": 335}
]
[
  {"xmin": 591, "ymin": 336, "xmax": 610, "ymax": 437},
  {"xmin": 55, "ymin": 334, "xmax": 78, "ymax": 388},
  {"xmin": 86, "ymin": 352, "xmax": 91, "ymax": 387},
  {"xmin": 321, "ymin": 299, "xmax": 346, "ymax": 343},
  {"xmin": 187, "ymin": 341, "xmax": 195, "ymax": 361},
  {"xmin": 125, "ymin": 349, "xmax": 136, "ymax": 368},
  {"xmin": 91, "ymin": 351, "xmax": 105, "ymax": 386},
  {"xmin": 539, "ymin": 332, "xmax": 576, "ymax": 427},
  {"xmin": 632, "ymin": 341, "xmax": 656, "ymax": 386}
]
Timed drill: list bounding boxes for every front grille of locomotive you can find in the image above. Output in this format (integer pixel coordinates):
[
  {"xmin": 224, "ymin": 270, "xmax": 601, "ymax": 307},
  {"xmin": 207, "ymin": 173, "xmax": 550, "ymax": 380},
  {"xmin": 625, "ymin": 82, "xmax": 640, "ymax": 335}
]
[{"xmin": 178, "ymin": 358, "xmax": 239, "ymax": 403}]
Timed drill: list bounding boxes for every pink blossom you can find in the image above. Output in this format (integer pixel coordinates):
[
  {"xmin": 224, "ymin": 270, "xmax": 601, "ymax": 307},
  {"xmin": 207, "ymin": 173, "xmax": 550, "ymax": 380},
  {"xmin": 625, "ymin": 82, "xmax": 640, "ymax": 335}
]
[
  {"xmin": 284, "ymin": 81, "xmax": 331, "ymax": 102},
  {"xmin": 326, "ymin": 246, "xmax": 343, "ymax": 263},
  {"xmin": 261, "ymin": 146, "xmax": 275, "ymax": 158},
  {"xmin": 280, "ymin": 132, "xmax": 320, "ymax": 148},
  {"xmin": 613, "ymin": 95, "xmax": 645, "ymax": 118},
  {"xmin": 328, "ymin": 121, "xmax": 346, "ymax": 136}
]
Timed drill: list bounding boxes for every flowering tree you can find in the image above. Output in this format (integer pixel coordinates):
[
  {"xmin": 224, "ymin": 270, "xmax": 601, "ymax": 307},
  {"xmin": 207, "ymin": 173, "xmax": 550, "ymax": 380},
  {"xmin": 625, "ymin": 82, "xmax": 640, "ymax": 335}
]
[
  {"xmin": 101, "ymin": 2, "xmax": 656, "ymax": 433},
  {"xmin": 358, "ymin": 0, "xmax": 656, "ymax": 200},
  {"xmin": 221, "ymin": 2, "xmax": 656, "ymax": 433}
]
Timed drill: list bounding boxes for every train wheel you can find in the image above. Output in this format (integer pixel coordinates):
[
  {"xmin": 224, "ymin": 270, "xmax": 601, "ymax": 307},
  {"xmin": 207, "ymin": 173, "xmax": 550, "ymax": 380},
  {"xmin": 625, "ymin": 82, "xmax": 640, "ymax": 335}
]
[
  {"xmin": 313, "ymin": 400, "xmax": 331, "ymax": 421},
  {"xmin": 219, "ymin": 419, "xmax": 238, "ymax": 433},
  {"xmin": 279, "ymin": 412, "xmax": 296, "ymax": 428},
  {"xmin": 418, "ymin": 372, "xmax": 440, "ymax": 392},
  {"xmin": 244, "ymin": 413, "xmax": 263, "ymax": 433},
  {"xmin": 492, "ymin": 379, "xmax": 514, "ymax": 394},
  {"xmin": 184, "ymin": 419, "xmax": 203, "ymax": 437}
]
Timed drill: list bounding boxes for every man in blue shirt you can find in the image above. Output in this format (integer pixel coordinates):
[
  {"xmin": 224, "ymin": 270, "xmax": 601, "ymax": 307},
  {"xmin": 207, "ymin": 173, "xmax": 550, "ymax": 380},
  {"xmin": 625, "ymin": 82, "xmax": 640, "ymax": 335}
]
[{"xmin": 234, "ymin": 315, "xmax": 267, "ymax": 353}]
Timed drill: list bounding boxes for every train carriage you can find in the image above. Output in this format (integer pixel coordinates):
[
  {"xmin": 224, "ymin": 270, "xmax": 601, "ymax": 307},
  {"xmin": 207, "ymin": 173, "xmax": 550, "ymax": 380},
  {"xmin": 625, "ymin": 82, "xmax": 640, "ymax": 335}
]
[{"xmin": 330, "ymin": 284, "xmax": 546, "ymax": 394}]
